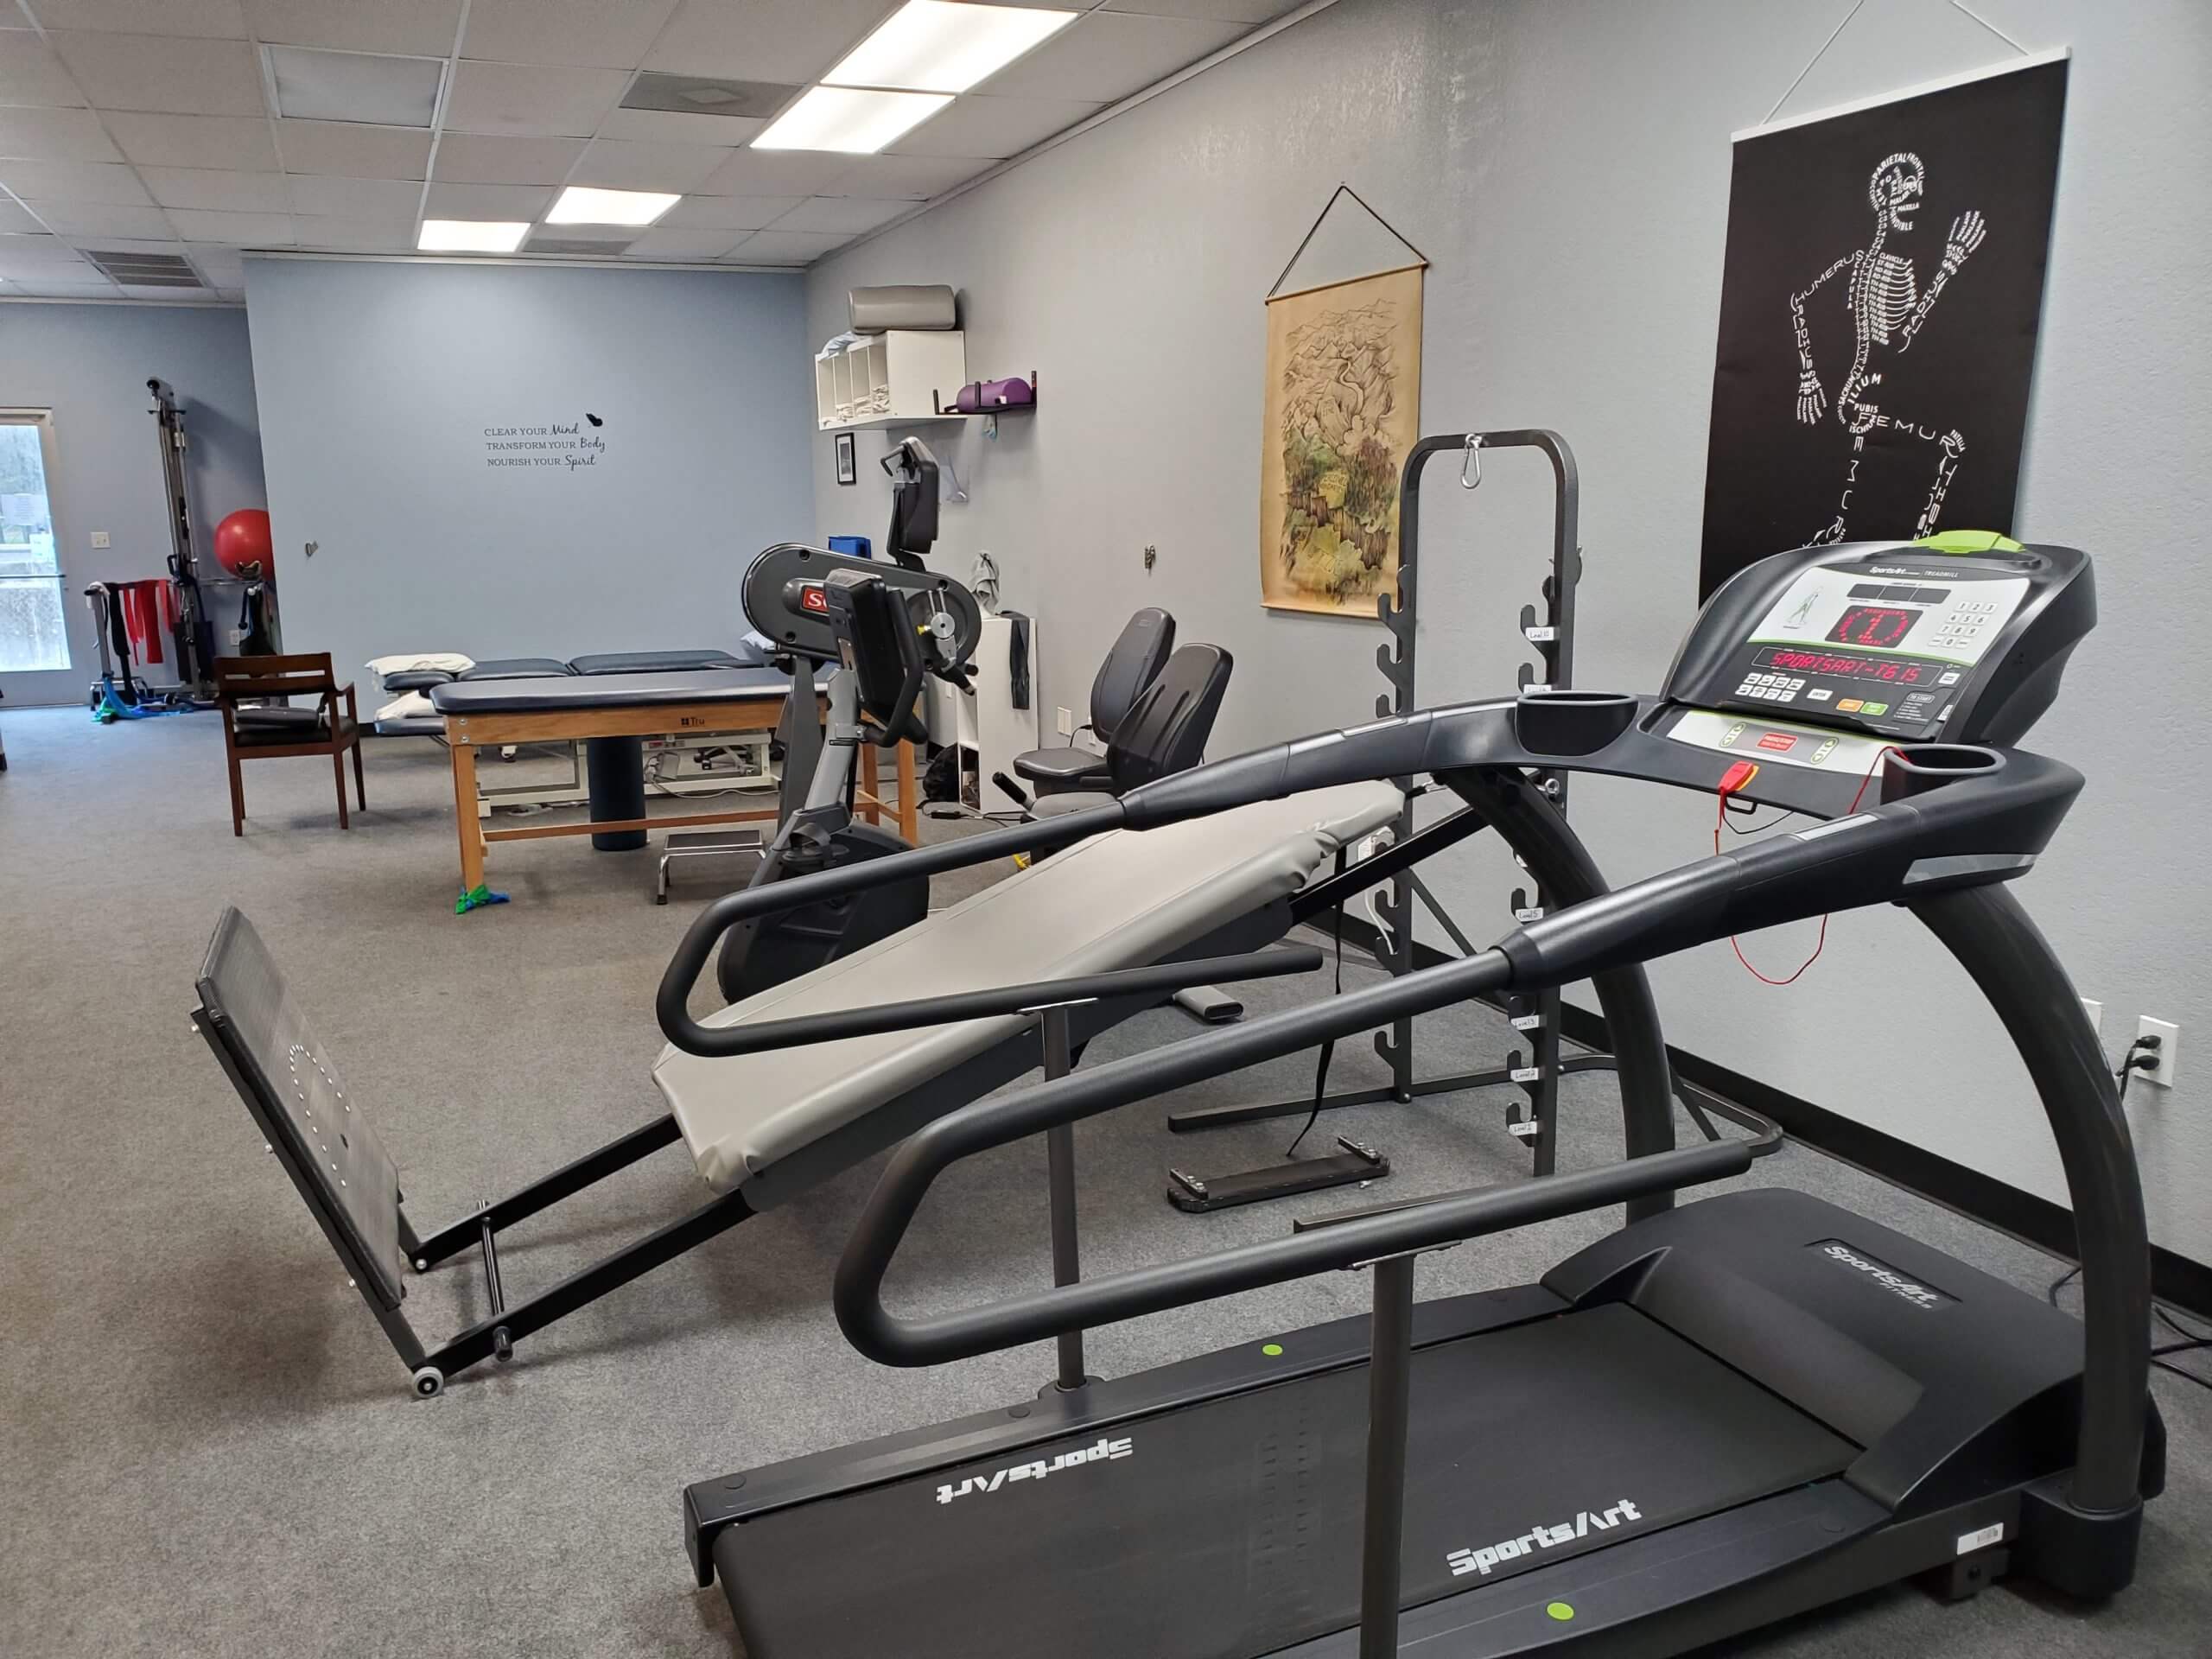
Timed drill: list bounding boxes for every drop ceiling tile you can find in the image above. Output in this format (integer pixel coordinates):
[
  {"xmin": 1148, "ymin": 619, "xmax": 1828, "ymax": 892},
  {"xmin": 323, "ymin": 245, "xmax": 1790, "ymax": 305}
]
[
  {"xmin": 21, "ymin": 199, "xmax": 175, "ymax": 237},
  {"xmin": 109, "ymin": 111, "xmax": 278, "ymax": 169},
  {"xmin": 430, "ymin": 132, "xmax": 584, "ymax": 185},
  {"xmin": 0, "ymin": 159, "xmax": 151, "ymax": 203},
  {"xmin": 658, "ymin": 192, "xmax": 799, "ymax": 231},
  {"xmin": 725, "ymin": 228, "xmax": 850, "ymax": 264},
  {"xmin": 285, "ymin": 174, "xmax": 420, "ymax": 219},
  {"xmin": 11, "ymin": 278, "xmax": 121, "ymax": 296},
  {"xmin": 423, "ymin": 180, "xmax": 550, "ymax": 218},
  {"xmin": 0, "ymin": 234, "xmax": 94, "ymax": 274},
  {"xmin": 291, "ymin": 215, "xmax": 415, "ymax": 251},
  {"xmin": 245, "ymin": 0, "xmax": 462, "ymax": 56},
  {"xmin": 887, "ymin": 93, "xmax": 1099, "ymax": 159},
  {"xmin": 182, "ymin": 240, "xmax": 246, "ymax": 278},
  {"xmin": 823, "ymin": 151, "xmax": 993, "ymax": 200},
  {"xmin": 48, "ymin": 30, "xmax": 269, "ymax": 117},
  {"xmin": 696, "ymin": 147, "xmax": 851, "ymax": 197},
  {"xmin": 0, "ymin": 106, "xmax": 122, "ymax": 162},
  {"xmin": 1100, "ymin": 0, "xmax": 1301, "ymax": 18},
  {"xmin": 645, "ymin": 0, "xmax": 898, "ymax": 84},
  {"xmin": 980, "ymin": 10, "xmax": 1243, "ymax": 101},
  {"xmin": 0, "ymin": 29, "xmax": 87, "ymax": 107},
  {"xmin": 619, "ymin": 226, "xmax": 743, "ymax": 259},
  {"xmin": 139, "ymin": 166, "xmax": 292, "ymax": 212},
  {"xmin": 460, "ymin": 0, "xmax": 680, "ymax": 70},
  {"xmin": 444, "ymin": 60, "xmax": 626, "ymax": 137},
  {"xmin": 162, "ymin": 207, "xmax": 296, "ymax": 243},
  {"xmin": 571, "ymin": 138, "xmax": 733, "ymax": 193},
  {"xmin": 767, "ymin": 194, "xmax": 910, "ymax": 235},
  {"xmin": 275, "ymin": 118, "xmax": 430, "ymax": 176},
  {"xmin": 596, "ymin": 105, "xmax": 769, "ymax": 146},
  {"xmin": 66, "ymin": 233, "xmax": 175, "ymax": 251},
  {"xmin": 0, "ymin": 200, "xmax": 41, "ymax": 232},
  {"xmin": 21, "ymin": 0, "xmax": 245, "ymax": 37}
]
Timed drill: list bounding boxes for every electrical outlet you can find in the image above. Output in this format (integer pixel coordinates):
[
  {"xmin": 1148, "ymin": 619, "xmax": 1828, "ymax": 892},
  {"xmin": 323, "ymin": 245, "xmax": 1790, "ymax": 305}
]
[
  {"xmin": 2081, "ymin": 999, "xmax": 2102, "ymax": 1036},
  {"xmin": 2133, "ymin": 1017, "xmax": 2180, "ymax": 1089},
  {"xmin": 1056, "ymin": 706, "xmax": 1073, "ymax": 737},
  {"xmin": 90, "ymin": 530, "xmax": 110, "ymax": 548}
]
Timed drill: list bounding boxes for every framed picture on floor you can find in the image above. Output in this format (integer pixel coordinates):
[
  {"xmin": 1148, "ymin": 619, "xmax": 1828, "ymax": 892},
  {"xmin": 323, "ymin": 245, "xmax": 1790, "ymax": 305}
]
[{"xmin": 835, "ymin": 431, "xmax": 857, "ymax": 486}]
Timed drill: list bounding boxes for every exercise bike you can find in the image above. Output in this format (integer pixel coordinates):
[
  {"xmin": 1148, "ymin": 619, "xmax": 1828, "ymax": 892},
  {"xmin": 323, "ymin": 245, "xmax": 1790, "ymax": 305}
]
[{"xmin": 715, "ymin": 439, "xmax": 982, "ymax": 1002}]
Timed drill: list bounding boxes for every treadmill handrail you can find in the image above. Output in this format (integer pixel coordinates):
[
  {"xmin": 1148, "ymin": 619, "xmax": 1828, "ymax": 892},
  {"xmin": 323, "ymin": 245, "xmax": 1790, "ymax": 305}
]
[{"xmin": 671, "ymin": 946, "xmax": 1323, "ymax": 1058}]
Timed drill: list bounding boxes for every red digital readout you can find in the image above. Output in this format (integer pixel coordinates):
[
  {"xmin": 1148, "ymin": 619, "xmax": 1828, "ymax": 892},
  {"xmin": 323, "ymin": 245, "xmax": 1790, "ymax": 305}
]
[
  {"xmin": 1826, "ymin": 605, "xmax": 1916, "ymax": 648},
  {"xmin": 1768, "ymin": 649, "xmax": 1927, "ymax": 684}
]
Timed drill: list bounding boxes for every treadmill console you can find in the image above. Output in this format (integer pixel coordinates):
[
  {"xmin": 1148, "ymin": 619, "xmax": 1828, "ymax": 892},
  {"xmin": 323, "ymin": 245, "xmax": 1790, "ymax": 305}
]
[{"xmin": 1662, "ymin": 537, "xmax": 2093, "ymax": 763}]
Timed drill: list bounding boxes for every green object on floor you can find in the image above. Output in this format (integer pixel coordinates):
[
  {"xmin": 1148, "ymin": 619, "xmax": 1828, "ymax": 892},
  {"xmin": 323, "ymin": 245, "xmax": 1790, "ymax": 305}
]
[{"xmin": 455, "ymin": 883, "xmax": 510, "ymax": 914}]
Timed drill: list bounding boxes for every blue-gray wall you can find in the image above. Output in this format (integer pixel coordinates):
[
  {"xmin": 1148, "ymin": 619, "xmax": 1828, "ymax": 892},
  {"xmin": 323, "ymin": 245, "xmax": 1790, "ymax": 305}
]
[
  {"xmin": 245, "ymin": 257, "xmax": 815, "ymax": 683},
  {"xmin": 0, "ymin": 302, "xmax": 264, "ymax": 708},
  {"xmin": 804, "ymin": 0, "xmax": 2212, "ymax": 1263}
]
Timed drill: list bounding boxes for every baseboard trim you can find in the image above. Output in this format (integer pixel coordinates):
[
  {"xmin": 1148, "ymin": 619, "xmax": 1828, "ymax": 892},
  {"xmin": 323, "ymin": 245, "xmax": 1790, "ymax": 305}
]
[{"xmin": 1316, "ymin": 915, "xmax": 2212, "ymax": 1320}]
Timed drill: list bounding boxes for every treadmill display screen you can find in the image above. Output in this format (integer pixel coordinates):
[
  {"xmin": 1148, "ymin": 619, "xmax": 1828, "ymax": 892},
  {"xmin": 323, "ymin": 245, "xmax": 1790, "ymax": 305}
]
[{"xmin": 1824, "ymin": 606, "xmax": 1918, "ymax": 649}]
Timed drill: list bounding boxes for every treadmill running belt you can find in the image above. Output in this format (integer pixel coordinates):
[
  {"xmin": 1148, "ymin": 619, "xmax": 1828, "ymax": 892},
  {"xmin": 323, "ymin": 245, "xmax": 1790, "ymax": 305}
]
[{"xmin": 715, "ymin": 1304, "xmax": 1857, "ymax": 1659}]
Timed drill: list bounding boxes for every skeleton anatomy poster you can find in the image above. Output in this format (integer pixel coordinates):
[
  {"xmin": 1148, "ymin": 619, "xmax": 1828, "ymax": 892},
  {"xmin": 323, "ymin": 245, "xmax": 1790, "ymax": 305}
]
[{"xmin": 1698, "ymin": 52, "xmax": 2068, "ymax": 597}]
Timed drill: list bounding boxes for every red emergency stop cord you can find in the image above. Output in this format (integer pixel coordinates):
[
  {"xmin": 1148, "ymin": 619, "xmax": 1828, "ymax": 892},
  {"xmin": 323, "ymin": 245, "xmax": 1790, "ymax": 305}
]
[{"xmin": 1715, "ymin": 744, "xmax": 1901, "ymax": 985}]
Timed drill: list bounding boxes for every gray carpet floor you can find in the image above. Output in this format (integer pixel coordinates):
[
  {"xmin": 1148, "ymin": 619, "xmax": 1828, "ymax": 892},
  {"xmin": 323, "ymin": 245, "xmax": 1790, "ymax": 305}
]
[{"xmin": 1, "ymin": 704, "xmax": 2205, "ymax": 1657}]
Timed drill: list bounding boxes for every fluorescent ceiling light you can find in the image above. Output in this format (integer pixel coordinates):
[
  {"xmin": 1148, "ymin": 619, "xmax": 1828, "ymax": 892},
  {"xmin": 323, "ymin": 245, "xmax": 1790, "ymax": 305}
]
[
  {"xmin": 545, "ymin": 186, "xmax": 682, "ymax": 226},
  {"xmin": 267, "ymin": 45, "xmax": 443, "ymax": 128},
  {"xmin": 826, "ymin": 1, "xmax": 1077, "ymax": 94},
  {"xmin": 418, "ymin": 219, "xmax": 530, "ymax": 252},
  {"xmin": 753, "ymin": 86, "xmax": 951, "ymax": 154}
]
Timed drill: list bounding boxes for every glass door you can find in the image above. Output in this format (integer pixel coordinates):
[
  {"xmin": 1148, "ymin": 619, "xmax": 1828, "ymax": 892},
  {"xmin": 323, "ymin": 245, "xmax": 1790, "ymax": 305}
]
[{"xmin": 0, "ymin": 411, "xmax": 81, "ymax": 708}]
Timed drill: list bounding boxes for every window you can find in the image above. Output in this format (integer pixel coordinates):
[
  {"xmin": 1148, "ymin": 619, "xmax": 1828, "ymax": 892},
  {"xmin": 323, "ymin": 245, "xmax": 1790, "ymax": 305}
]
[{"xmin": 0, "ymin": 413, "xmax": 68, "ymax": 673}]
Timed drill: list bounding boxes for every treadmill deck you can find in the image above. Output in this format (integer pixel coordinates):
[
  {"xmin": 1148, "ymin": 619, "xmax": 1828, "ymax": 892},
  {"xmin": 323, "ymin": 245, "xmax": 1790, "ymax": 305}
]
[{"xmin": 711, "ymin": 1301, "xmax": 1856, "ymax": 1659}]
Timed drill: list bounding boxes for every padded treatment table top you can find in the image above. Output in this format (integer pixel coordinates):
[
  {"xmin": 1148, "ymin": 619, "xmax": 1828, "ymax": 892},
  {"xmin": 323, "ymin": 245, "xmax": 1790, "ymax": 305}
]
[
  {"xmin": 570, "ymin": 646, "xmax": 761, "ymax": 674},
  {"xmin": 654, "ymin": 782, "xmax": 1403, "ymax": 1193},
  {"xmin": 431, "ymin": 665, "xmax": 827, "ymax": 715},
  {"xmin": 460, "ymin": 657, "xmax": 573, "ymax": 681}
]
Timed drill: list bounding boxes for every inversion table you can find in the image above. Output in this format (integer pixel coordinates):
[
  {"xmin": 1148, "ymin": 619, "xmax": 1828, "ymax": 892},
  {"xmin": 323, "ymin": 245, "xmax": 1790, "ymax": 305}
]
[{"xmin": 192, "ymin": 781, "xmax": 1402, "ymax": 1394}]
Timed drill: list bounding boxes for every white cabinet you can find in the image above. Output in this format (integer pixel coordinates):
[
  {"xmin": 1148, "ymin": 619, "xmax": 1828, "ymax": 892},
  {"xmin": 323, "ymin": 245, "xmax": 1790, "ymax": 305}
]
[
  {"xmin": 815, "ymin": 330, "xmax": 969, "ymax": 430},
  {"xmin": 926, "ymin": 612, "xmax": 1039, "ymax": 810}
]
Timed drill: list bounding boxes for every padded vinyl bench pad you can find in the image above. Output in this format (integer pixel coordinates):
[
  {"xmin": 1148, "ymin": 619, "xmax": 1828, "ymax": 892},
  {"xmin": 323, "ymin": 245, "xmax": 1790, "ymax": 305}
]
[
  {"xmin": 654, "ymin": 782, "xmax": 1402, "ymax": 1192},
  {"xmin": 429, "ymin": 666, "xmax": 819, "ymax": 715}
]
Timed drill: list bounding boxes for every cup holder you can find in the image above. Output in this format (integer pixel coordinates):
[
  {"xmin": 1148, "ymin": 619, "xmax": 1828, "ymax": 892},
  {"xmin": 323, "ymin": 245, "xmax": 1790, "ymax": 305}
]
[
  {"xmin": 1514, "ymin": 690, "xmax": 1637, "ymax": 756},
  {"xmin": 1878, "ymin": 744, "xmax": 2003, "ymax": 804}
]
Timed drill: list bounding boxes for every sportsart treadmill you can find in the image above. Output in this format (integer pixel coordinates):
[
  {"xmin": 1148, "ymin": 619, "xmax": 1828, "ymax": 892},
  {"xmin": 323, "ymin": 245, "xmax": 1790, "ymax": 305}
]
[{"xmin": 675, "ymin": 533, "xmax": 2158, "ymax": 1659}]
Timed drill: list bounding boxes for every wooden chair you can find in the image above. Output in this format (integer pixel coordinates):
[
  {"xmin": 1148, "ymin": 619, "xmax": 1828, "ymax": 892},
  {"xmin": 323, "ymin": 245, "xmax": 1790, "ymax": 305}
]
[{"xmin": 213, "ymin": 653, "xmax": 365, "ymax": 836}]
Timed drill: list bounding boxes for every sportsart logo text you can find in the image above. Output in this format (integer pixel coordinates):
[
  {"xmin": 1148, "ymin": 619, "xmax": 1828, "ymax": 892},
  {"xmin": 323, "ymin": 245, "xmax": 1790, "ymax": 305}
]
[
  {"xmin": 1446, "ymin": 1499, "xmax": 1643, "ymax": 1577},
  {"xmin": 936, "ymin": 1437, "xmax": 1132, "ymax": 1505},
  {"xmin": 1814, "ymin": 1241, "xmax": 1953, "ymax": 1309}
]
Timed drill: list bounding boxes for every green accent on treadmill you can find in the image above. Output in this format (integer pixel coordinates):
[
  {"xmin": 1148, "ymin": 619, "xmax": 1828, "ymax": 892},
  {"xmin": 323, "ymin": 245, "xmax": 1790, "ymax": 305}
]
[
  {"xmin": 1547, "ymin": 1602, "xmax": 1576, "ymax": 1622},
  {"xmin": 1913, "ymin": 529, "xmax": 2024, "ymax": 554},
  {"xmin": 1262, "ymin": 1344, "xmax": 1284, "ymax": 1357}
]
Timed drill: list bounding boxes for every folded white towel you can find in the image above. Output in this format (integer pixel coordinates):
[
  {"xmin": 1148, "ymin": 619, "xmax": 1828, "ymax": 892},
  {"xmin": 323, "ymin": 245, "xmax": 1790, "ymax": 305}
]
[
  {"xmin": 375, "ymin": 690, "xmax": 436, "ymax": 722},
  {"xmin": 366, "ymin": 652, "xmax": 474, "ymax": 675}
]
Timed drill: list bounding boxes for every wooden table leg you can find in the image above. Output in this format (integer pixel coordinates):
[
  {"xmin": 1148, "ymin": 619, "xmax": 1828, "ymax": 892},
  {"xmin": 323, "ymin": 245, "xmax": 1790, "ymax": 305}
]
[
  {"xmin": 897, "ymin": 738, "xmax": 918, "ymax": 843},
  {"xmin": 450, "ymin": 739, "xmax": 489, "ymax": 909},
  {"xmin": 861, "ymin": 738, "xmax": 882, "ymax": 828}
]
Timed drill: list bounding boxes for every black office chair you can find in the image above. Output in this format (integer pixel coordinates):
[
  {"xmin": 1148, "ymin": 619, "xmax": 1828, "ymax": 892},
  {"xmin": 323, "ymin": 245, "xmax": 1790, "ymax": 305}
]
[
  {"xmin": 1009, "ymin": 607, "xmax": 1174, "ymax": 797},
  {"xmin": 1019, "ymin": 643, "xmax": 1233, "ymax": 821}
]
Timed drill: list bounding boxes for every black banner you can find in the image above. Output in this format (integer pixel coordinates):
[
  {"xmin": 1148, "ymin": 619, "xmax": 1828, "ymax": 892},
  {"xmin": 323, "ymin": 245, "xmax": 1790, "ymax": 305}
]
[{"xmin": 1699, "ymin": 55, "xmax": 2068, "ymax": 597}]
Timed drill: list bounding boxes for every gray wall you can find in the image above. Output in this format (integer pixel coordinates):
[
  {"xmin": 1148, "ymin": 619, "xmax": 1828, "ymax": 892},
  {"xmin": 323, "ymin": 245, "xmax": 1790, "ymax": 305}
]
[
  {"xmin": 804, "ymin": 0, "xmax": 2212, "ymax": 1262},
  {"xmin": 245, "ymin": 257, "xmax": 815, "ymax": 683},
  {"xmin": 0, "ymin": 302, "xmax": 265, "ymax": 707}
]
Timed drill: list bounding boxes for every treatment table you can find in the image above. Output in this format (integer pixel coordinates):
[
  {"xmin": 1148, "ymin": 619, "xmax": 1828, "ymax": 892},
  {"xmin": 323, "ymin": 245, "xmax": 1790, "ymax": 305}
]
[{"xmin": 429, "ymin": 666, "xmax": 917, "ymax": 911}]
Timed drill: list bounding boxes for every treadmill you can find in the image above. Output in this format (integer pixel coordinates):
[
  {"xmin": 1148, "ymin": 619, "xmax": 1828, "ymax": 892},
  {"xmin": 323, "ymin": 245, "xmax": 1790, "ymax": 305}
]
[{"xmin": 671, "ymin": 532, "xmax": 2159, "ymax": 1657}]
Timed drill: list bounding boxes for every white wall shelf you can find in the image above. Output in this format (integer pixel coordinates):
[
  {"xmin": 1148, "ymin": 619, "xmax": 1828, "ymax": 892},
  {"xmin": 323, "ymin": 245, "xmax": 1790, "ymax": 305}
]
[{"xmin": 816, "ymin": 330, "xmax": 969, "ymax": 431}]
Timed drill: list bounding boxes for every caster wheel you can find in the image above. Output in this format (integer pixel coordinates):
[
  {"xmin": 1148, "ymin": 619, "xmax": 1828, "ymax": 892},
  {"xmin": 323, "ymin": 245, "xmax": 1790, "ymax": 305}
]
[{"xmin": 411, "ymin": 1367, "xmax": 445, "ymax": 1397}]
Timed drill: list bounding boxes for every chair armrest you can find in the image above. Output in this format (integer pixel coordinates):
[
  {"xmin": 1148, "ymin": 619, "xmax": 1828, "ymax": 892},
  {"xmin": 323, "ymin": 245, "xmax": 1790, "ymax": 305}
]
[{"xmin": 341, "ymin": 683, "xmax": 359, "ymax": 721}]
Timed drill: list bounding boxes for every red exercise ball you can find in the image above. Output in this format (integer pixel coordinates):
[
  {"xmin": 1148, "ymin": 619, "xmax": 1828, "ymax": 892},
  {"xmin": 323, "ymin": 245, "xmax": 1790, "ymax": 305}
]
[{"xmin": 213, "ymin": 508, "xmax": 273, "ymax": 579}]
